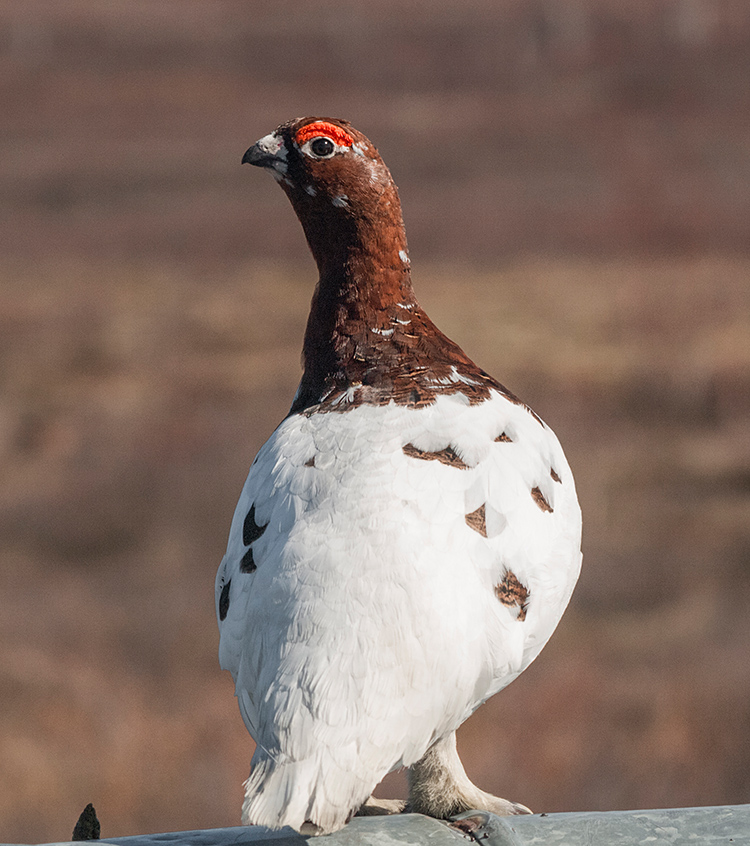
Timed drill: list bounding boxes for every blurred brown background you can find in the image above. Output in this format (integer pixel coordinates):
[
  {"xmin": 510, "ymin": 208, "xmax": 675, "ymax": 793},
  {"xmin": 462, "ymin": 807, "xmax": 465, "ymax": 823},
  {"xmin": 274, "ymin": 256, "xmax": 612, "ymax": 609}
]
[{"xmin": 1, "ymin": 1, "xmax": 749, "ymax": 841}]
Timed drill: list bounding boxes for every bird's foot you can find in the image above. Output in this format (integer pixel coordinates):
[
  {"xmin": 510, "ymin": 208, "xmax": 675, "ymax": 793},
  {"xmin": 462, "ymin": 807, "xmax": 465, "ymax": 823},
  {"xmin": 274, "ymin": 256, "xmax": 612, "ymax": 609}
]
[
  {"xmin": 406, "ymin": 732, "xmax": 531, "ymax": 819},
  {"xmin": 355, "ymin": 796, "xmax": 407, "ymax": 817},
  {"xmin": 426, "ymin": 786, "xmax": 532, "ymax": 818}
]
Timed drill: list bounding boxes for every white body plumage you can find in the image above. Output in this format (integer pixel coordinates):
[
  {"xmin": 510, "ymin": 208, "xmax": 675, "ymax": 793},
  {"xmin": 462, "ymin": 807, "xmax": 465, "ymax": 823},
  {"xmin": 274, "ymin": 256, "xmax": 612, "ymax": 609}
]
[{"xmin": 216, "ymin": 389, "xmax": 581, "ymax": 834}]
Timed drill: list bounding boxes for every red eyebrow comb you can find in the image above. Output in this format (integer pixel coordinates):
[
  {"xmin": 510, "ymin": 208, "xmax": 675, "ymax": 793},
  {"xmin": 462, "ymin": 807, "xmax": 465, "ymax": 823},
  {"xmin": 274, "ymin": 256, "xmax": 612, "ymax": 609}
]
[{"xmin": 295, "ymin": 122, "xmax": 354, "ymax": 147}]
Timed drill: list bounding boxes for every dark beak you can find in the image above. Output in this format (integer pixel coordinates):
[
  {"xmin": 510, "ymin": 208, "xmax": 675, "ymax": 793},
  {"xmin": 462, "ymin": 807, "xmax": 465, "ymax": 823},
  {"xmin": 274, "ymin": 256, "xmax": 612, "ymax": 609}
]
[
  {"xmin": 242, "ymin": 143, "xmax": 275, "ymax": 167},
  {"xmin": 242, "ymin": 132, "xmax": 286, "ymax": 169}
]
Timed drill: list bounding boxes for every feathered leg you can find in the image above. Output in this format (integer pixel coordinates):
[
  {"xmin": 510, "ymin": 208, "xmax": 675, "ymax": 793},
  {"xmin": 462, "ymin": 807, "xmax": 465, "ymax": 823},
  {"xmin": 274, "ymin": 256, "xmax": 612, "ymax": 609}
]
[{"xmin": 406, "ymin": 732, "xmax": 531, "ymax": 818}]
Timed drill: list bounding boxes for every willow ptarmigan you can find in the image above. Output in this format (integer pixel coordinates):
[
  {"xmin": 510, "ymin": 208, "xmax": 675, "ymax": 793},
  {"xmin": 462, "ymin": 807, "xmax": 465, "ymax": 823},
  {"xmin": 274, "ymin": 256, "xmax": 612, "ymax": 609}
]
[{"xmin": 215, "ymin": 117, "xmax": 582, "ymax": 836}]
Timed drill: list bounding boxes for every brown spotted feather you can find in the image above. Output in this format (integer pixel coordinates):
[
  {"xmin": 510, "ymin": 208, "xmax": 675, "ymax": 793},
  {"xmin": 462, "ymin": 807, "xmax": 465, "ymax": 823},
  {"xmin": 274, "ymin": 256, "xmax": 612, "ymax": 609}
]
[
  {"xmin": 494, "ymin": 571, "xmax": 530, "ymax": 621},
  {"xmin": 402, "ymin": 443, "xmax": 470, "ymax": 470},
  {"xmin": 465, "ymin": 505, "xmax": 487, "ymax": 537}
]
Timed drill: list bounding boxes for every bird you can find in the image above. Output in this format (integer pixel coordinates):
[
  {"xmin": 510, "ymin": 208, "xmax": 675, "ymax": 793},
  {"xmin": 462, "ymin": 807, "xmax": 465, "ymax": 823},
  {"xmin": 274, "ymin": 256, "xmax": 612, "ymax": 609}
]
[{"xmin": 215, "ymin": 117, "xmax": 582, "ymax": 836}]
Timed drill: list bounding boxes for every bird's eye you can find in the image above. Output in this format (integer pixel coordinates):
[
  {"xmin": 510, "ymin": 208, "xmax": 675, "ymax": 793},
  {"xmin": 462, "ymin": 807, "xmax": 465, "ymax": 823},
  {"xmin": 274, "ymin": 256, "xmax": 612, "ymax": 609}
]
[{"xmin": 310, "ymin": 137, "xmax": 335, "ymax": 158}]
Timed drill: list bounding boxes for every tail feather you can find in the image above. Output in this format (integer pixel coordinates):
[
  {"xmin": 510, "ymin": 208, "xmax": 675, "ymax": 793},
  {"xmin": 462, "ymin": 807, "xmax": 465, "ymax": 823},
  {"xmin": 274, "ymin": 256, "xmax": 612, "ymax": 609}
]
[{"xmin": 242, "ymin": 751, "xmax": 375, "ymax": 835}]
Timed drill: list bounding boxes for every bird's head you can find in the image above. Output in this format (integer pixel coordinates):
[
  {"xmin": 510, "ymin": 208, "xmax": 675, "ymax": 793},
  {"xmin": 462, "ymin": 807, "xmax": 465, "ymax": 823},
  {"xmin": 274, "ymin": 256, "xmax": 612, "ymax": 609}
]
[
  {"xmin": 243, "ymin": 117, "xmax": 393, "ymax": 207},
  {"xmin": 242, "ymin": 117, "xmax": 407, "ymax": 274}
]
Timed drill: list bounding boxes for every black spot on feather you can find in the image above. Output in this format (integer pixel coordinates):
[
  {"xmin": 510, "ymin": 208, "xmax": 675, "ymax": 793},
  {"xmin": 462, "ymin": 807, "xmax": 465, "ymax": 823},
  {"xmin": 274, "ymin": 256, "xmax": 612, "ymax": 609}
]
[
  {"xmin": 243, "ymin": 504, "xmax": 267, "ymax": 546},
  {"xmin": 219, "ymin": 579, "xmax": 231, "ymax": 621},
  {"xmin": 240, "ymin": 547, "xmax": 257, "ymax": 573}
]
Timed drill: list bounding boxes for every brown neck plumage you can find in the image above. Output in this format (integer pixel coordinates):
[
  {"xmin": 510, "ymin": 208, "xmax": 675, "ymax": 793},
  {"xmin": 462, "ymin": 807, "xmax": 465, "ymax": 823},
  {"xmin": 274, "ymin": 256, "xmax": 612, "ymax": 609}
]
[
  {"xmin": 288, "ymin": 175, "xmax": 422, "ymax": 413},
  {"xmin": 288, "ymin": 209, "xmax": 504, "ymax": 417}
]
